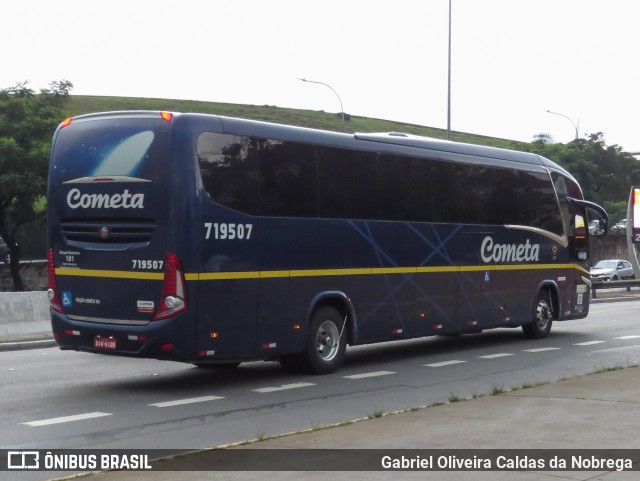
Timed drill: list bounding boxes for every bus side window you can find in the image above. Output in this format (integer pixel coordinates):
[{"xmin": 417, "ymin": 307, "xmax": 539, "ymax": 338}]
[{"xmin": 197, "ymin": 133, "xmax": 259, "ymax": 215}]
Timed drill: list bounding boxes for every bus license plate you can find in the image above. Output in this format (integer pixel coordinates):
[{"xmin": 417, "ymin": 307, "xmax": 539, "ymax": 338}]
[{"xmin": 94, "ymin": 336, "xmax": 117, "ymax": 350}]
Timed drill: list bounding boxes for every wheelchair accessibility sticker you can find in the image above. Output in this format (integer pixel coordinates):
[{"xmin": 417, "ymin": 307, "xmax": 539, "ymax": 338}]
[{"xmin": 62, "ymin": 292, "xmax": 73, "ymax": 308}]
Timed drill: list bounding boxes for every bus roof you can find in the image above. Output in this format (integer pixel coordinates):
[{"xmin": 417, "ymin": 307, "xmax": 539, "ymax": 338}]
[
  {"xmin": 353, "ymin": 131, "xmax": 574, "ymax": 176},
  {"xmin": 212, "ymin": 115, "xmax": 574, "ymax": 178},
  {"xmin": 62, "ymin": 111, "xmax": 575, "ymax": 180},
  {"xmin": 355, "ymin": 131, "xmax": 539, "ymax": 164}
]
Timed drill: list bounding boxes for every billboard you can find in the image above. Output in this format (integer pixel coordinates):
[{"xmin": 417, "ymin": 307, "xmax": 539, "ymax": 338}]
[{"xmin": 632, "ymin": 188, "xmax": 640, "ymax": 243}]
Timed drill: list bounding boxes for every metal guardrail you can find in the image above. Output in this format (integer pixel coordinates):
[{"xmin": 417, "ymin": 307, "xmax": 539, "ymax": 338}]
[{"xmin": 591, "ymin": 279, "xmax": 640, "ymax": 298}]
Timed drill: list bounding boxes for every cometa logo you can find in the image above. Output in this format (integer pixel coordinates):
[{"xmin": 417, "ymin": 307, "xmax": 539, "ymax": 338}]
[
  {"xmin": 480, "ymin": 236, "xmax": 540, "ymax": 263},
  {"xmin": 67, "ymin": 188, "xmax": 145, "ymax": 209}
]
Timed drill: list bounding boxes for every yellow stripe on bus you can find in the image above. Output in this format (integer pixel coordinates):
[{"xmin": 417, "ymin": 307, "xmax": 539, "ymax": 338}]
[
  {"xmin": 55, "ymin": 263, "xmax": 588, "ymax": 281},
  {"xmin": 55, "ymin": 268, "xmax": 164, "ymax": 280}
]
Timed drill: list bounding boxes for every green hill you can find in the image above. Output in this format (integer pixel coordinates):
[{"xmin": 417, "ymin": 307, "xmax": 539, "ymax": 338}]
[{"xmin": 66, "ymin": 95, "xmax": 526, "ymax": 150}]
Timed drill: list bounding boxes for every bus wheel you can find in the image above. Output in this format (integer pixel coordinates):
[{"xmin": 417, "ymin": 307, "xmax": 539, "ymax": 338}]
[
  {"xmin": 300, "ymin": 306, "xmax": 347, "ymax": 374},
  {"xmin": 523, "ymin": 290, "xmax": 553, "ymax": 339}
]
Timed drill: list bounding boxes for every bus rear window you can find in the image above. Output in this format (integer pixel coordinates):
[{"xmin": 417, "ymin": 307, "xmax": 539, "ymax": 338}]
[{"xmin": 51, "ymin": 118, "xmax": 170, "ymax": 183}]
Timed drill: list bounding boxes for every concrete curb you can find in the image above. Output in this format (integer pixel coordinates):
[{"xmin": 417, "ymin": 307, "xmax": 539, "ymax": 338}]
[
  {"xmin": 0, "ymin": 338, "xmax": 57, "ymax": 352},
  {"xmin": 0, "ymin": 290, "xmax": 50, "ymax": 349}
]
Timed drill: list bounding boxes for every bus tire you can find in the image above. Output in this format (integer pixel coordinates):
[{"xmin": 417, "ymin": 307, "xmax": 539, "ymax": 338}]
[
  {"xmin": 522, "ymin": 290, "xmax": 553, "ymax": 339},
  {"xmin": 299, "ymin": 306, "xmax": 347, "ymax": 375}
]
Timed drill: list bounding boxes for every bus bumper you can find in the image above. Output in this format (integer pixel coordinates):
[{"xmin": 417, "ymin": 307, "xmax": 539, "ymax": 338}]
[{"xmin": 50, "ymin": 310, "xmax": 195, "ymax": 362}]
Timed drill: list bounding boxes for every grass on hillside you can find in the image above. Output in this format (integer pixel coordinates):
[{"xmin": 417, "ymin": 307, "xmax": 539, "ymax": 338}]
[{"xmin": 66, "ymin": 95, "xmax": 527, "ymax": 151}]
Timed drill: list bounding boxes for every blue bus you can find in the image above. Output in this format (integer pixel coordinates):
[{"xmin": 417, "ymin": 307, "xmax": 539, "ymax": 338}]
[{"xmin": 47, "ymin": 111, "xmax": 608, "ymax": 374}]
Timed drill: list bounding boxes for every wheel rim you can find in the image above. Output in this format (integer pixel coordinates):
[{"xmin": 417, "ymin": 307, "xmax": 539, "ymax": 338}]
[
  {"xmin": 316, "ymin": 320, "xmax": 340, "ymax": 362},
  {"xmin": 536, "ymin": 299, "xmax": 552, "ymax": 330}
]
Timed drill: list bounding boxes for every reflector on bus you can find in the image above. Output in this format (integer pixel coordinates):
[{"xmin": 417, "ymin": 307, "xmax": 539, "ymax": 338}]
[{"xmin": 47, "ymin": 248, "xmax": 64, "ymax": 313}]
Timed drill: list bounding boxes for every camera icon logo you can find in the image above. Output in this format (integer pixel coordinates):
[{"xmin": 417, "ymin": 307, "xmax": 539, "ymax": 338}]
[{"xmin": 7, "ymin": 451, "xmax": 40, "ymax": 469}]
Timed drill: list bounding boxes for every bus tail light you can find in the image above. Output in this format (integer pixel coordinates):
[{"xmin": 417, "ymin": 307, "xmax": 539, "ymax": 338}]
[
  {"xmin": 153, "ymin": 252, "xmax": 188, "ymax": 320},
  {"xmin": 47, "ymin": 248, "xmax": 64, "ymax": 313},
  {"xmin": 573, "ymin": 214, "xmax": 588, "ymax": 260}
]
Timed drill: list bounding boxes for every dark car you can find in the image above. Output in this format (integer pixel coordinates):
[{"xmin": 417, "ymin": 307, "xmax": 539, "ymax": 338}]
[{"xmin": 0, "ymin": 237, "xmax": 10, "ymax": 264}]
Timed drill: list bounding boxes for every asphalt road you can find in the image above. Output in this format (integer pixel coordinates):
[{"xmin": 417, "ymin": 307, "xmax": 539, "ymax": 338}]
[{"xmin": 1, "ymin": 300, "xmax": 639, "ymax": 481}]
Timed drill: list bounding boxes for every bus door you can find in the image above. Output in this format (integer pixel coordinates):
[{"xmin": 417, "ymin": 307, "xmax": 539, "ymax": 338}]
[
  {"xmin": 455, "ymin": 229, "xmax": 493, "ymax": 332},
  {"xmin": 195, "ymin": 130, "xmax": 260, "ymax": 360},
  {"xmin": 195, "ymin": 209, "xmax": 259, "ymax": 360},
  {"xmin": 563, "ymin": 198, "xmax": 607, "ymax": 316}
]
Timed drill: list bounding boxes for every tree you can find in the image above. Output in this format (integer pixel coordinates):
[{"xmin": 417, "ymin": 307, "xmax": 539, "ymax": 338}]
[
  {"xmin": 0, "ymin": 80, "xmax": 73, "ymax": 291},
  {"xmin": 525, "ymin": 133, "xmax": 640, "ymax": 221}
]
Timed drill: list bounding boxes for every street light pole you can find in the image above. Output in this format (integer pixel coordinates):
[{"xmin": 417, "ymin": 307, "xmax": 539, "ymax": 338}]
[
  {"xmin": 546, "ymin": 109, "xmax": 579, "ymax": 140},
  {"xmin": 298, "ymin": 78, "xmax": 345, "ymax": 122}
]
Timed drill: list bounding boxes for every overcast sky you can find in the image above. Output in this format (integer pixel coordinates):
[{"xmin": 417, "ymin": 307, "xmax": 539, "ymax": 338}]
[{"xmin": 4, "ymin": 0, "xmax": 640, "ymax": 151}]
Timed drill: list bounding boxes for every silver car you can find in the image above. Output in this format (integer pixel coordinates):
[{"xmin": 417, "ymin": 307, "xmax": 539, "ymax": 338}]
[
  {"xmin": 590, "ymin": 259, "xmax": 635, "ymax": 281},
  {"xmin": 611, "ymin": 219, "xmax": 628, "ymax": 233}
]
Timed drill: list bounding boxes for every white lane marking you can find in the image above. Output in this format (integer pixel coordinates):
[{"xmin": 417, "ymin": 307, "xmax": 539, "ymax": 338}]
[
  {"xmin": 574, "ymin": 340, "xmax": 606, "ymax": 346},
  {"xmin": 344, "ymin": 370, "xmax": 395, "ymax": 379},
  {"xmin": 478, "ymin": 353, "xmax": 514, "ymax": 359},
  {"xmin": 149, "ymin": 395, "xmax": 225, "ymax": 408},
  {"xmin": 23, "ymin": 412, "xmax": 112, "ymax": 427},
  {"xmin": 424, "ymin": 360, "xmax": 467, "ymax": 368},
  {"xmin": 616, "ymin": 335, "xmax": 640, "ymax": 340},
  {"xmin": 253, "ymin": 382, "xmax": 315, "ymax": 393},
  {"xmin": 523, "ymin": 347, "xmax": 562, "ymax": 353}
]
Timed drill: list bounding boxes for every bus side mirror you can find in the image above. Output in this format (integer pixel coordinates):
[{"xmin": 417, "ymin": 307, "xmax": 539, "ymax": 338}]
[
  {"xmin": 589, "ymin": 216, "xmax": 607, "ymax": 236},
  {"xmin": 567, "ymin": 197, "xmax": 608, "ymax": 237},
  {"xmin": 599, "ymin": 217, "xmax": 608, "ymax": 236}
]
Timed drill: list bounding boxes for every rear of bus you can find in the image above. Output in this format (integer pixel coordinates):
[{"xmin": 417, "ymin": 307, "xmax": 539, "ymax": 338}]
[{"xmin": 47, "ymin": 111, "xmax": 197, "ymax": 361}]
